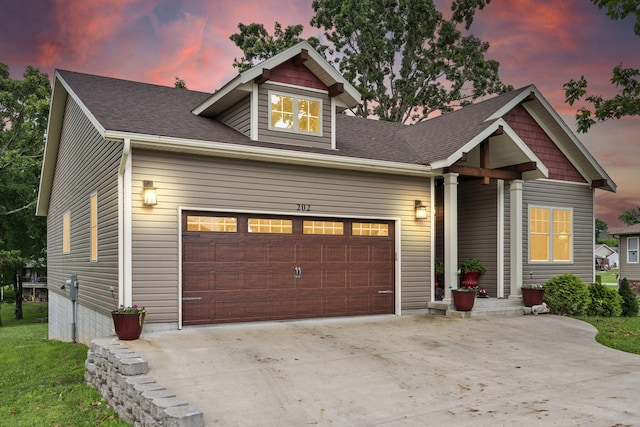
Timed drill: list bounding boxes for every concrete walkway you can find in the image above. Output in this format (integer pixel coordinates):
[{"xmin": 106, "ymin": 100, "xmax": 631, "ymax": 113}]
[{"xmin": 123, "ymin": 315, "xmax": 640, "ymax": 426}]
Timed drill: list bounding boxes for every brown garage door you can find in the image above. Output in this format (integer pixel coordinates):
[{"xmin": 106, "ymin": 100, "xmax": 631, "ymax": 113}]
[{"xmin": 182, "ymin": 212, "xmax": 395, "ymax": 325}]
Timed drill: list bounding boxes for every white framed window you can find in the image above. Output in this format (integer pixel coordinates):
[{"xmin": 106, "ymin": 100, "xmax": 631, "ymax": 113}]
[
  {"xmin": 63, "ymin": 211, "xmax": 71, "ymax": 254},
  {"xmin": 90, "ymin": 193, "xmax": 98, "ymax": 261},
  {"xmin": 528, "ymin": 206, "xmax": 573, "ymax": 263},
  {"xmin": 628, "ymin": 237, "xmax": 639, "ymax": 264},
  {"xmin": 269, "ymin": 91, "xmax": 322, "ymax": 135}
]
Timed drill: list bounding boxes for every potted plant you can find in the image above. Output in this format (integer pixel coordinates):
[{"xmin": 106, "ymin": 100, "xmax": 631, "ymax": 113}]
[
  {"xmin": 521, "ymin": 272, "xmax": 544, "ymax": 307},
  {"xmin": 459, "ymin": 258, "xmax": 486, "ymax": 288},
  {"xmin": 452, "ymin": 285, "xmax": 477, "ymax": 311},
  {"xmin": 109, "ymin": 286, "xmax": 146, "ymax": 340}
]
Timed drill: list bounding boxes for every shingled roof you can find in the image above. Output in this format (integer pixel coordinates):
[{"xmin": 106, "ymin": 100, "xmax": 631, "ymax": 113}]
[{"xmin": 55, "ymin": 69, "xmax": 538, "ymax": 167}]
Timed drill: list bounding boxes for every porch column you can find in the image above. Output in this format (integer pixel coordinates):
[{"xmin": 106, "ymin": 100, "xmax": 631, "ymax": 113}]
[
  {"xmin": 443, "ymin": 173, "xmax": 459, "ymax": 303},
  {"xmin": 509, "ymin": 179, "xmax": 523, "ymax": 299}
]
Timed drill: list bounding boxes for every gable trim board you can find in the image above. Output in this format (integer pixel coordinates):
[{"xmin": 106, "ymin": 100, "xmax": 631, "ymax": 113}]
[{"xmin": 38, "ymin": 42, "xmax": 616, "ymax": 343}]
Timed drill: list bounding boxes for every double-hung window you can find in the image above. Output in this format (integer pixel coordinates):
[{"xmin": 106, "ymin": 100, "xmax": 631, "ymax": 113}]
[
  {"xmin": 90, "ymin": 193, "xmax": 98, "ymax": 261},
  {"xmin": 529, "ymin": 206, "xmax": 573, "ymax": 263},
  {"xmin": 269, "ymin": 91, "xmax": 321, "ymax": 135},
  {"xmin": 628, "ymin": 237, "xmax": 639, "ymax": 264}
]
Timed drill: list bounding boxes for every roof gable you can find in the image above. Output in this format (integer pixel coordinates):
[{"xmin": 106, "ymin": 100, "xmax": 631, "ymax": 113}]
[{"xmin": 193, "ymin": 41, "xmax": 361, "ymax": 117}]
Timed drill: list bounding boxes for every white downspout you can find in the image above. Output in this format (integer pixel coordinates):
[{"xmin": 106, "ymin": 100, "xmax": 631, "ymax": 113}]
[{"xmin": 118, "ymin": 138, "xmax": 132, "ymax": 308}]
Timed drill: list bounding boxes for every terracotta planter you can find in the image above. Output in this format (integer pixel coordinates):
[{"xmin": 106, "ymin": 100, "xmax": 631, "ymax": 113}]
[
  {"xmin": 461, "ymin": 271, "xmax": 481, "ymax": 288},
  {"xmin": 521, "ymin": 288, "xmax": 544, "ymax": 307},
  {"xmin": 112, "ymin": 312, "xmax": 145, "ymax": 340},
  {"xmin": 452, "ymin": 289, "xmax": 476, "ymax": 311}
]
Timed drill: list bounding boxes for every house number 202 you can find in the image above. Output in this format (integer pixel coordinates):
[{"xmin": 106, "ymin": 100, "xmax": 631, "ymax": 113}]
[{"xmin": 297, "ymin": 204, "xmax": 311, "ymax": 212}]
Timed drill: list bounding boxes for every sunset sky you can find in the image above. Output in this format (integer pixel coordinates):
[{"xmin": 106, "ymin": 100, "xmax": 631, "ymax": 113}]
[{"xmin": 2, "ymin": 0, "xmax": 638, "ymax": 229}]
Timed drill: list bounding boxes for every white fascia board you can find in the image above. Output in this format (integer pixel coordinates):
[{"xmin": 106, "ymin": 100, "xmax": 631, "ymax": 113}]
[
  {"xmin": 191, "ymin": 74, "xmax": 243, "ymax": 115},
  {"xmin": 427, "ymin": 120, "xmax": 549, "ymax": 178},
  {"xmin": 488, "ymin": 85, "xmax": 616, "ymax": 192},
  {"xmin": 522, "ymin": 97, "xmax": 616, "ymax": 192},
  {"xmin": 37, "ymin": 72, "xmax": 107, "ymax": 216},
  {"xmin": 104, "ymin": 130, "xmax": 434, "ymax": 177},
  {"xmin": 37, "ymin": 77, "xmax": 66, "ymax": 216},
  {"xmin": 55, "ymin": 71, "xmax": 106, "ymax": 135},
  {"xmin": 486, "ymin": 85, "xmax": 535, "ymax": 121},
  {"xmin": 192, "ymin": 41, "xmax": 361, "ymax": 115}
]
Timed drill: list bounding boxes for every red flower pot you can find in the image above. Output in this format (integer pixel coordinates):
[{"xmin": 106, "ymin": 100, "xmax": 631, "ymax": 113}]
[
  {"xmin": 461, "ymin": 271, "xmax": 481, "ymax": 288},
  {"xmin": 112, "ymin": 312, "xmax": 145, "ymax": 340},
  {"xmin": 452, "ymin": 289, "xmax": 476, "ymax": 311},
  {"xmin": 521, "ymin": 288, "xmax": 544, "ymax": 307}
]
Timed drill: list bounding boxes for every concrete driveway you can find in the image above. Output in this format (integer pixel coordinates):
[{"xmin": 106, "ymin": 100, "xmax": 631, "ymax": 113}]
[{"xmin": 124, "ymin": 315, "xmax": 640, "ymax": 426}]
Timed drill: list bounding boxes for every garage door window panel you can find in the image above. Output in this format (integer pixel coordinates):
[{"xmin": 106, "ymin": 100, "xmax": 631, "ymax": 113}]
[
  {"xmin": 352, "ymin": 222, "xmax": 389, "ymax": 236},
  {"xmin": 303, "ymin": 220, "xmax": 344, "ymax": 235},
  {"xmin": 187, "ymin": 216, "xmax": 237, "ymax": 232},
  {"xmin": 248, "ymin": 218, "xmax": 292, "ymax": 234}
]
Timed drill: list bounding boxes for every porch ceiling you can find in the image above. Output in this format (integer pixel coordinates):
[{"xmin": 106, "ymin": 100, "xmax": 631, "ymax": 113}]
[{"xmin": 441, "ymin": 131, "xmax": 547, "ymax": 181}]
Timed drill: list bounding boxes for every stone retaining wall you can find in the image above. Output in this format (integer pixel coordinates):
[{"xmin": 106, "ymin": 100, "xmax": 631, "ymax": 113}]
[{"xmin": 85, "ymin": 338, "xmax": 204, "ymax": 427}]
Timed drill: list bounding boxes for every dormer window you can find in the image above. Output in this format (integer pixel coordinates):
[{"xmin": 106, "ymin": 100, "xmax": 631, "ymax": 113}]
[{"xmin": 269, "ymin": 91, "xmax": 322, "ymax": 136}]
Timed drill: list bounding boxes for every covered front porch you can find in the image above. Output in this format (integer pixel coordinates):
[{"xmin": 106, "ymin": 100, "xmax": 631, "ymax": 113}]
[{"xmin": 427, "ymin": 120, "xmax": 549, "ymax": 309}]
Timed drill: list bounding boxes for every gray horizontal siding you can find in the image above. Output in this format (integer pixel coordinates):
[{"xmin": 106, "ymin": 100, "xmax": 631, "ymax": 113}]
[
  {"xmin": 523, "ymin": 180, "xmax": 594, "ymax": 285},
  {"xmin": 131, "ymin": 150, "xmax": 432, "ymax": 322},
  {"xmin": 217, "ymin": 96, "xmax": 251, "ymax": 137},
  {"xmin": 619, "ymin": 236, "xmax": 640, "ymax": 281},
  {"xmin": 257, "ymin": 83, "xmax": 332, "ymax": 149},
  {"xmin": 47, "ymin": 97, "xmax": 122, "ymax": 317},
  {"xmin": 458, "ymin": 180, "xmax": 498, "ymax": 294}
]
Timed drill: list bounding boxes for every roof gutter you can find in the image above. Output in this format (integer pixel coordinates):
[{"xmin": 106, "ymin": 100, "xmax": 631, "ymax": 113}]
[{"xmin": 104, "ymin": 130, "xmax": 435, "ymax": 178}]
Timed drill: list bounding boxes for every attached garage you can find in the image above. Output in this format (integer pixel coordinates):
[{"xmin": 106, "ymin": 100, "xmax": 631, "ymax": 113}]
[{"xmin": 181, "ymin": 211, "xmax": 396, "ymax": 325}]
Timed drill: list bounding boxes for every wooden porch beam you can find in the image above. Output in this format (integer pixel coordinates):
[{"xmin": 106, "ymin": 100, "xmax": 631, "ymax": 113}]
[
  {"xmin": 445, "ymin": 165, "xmax": 522, "ymax": 181},
  {"xmin": 498, "ymin": 161, "xmax": 537, "ymax": 173},
  {"xmin": 480, "ymin": 140, "xmax": 490, "ymax": 184},
  {"xmin": 254, "ymin": 68, "xmax": 271, "ymax": 84}
]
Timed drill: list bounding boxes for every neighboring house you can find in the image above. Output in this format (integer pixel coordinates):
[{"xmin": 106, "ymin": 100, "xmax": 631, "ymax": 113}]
[
  {"xmin": 37, "ymin": 42, "xmax": 615, "ymax": 344},
  {"xmin": 612, "ymin": 224, "xmax": 640, "ymax": 283},
  {"xmin": 21, "ymin": 265, "xmax": 48, "ymax": 302},
  {"xmin": 595, "ymin": 244, "xmax": 619, "ymax": 269}
]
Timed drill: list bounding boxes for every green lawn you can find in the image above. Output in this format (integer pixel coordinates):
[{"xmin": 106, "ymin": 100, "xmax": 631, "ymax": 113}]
[
  {"xmin": 0, "ymin": 301, "xmax": 128, "ymax": 426},
  {"xmin": 596, "ymin": 268, "xmax": 619, "ymax": 283},
  {"xmin": 576, "ymin": 315, "xmax": 640, "ymax": 355}
]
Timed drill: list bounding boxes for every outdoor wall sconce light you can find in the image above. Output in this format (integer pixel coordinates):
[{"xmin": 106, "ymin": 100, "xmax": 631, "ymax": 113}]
[
  {"xmin": 143, "ymin": 180, "xmax": 157, "ymax": 206},
  {"xmin": 414, "ymin": 200, "xmax": 427, "ymax": 219}
]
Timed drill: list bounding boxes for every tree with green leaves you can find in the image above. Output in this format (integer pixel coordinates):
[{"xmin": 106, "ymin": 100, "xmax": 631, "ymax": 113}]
[
  {"xmin": 230, "ymin": 0, "xmax": 510, "ymax": 123},
  {"xmin": 174, "ymin": 77, "xmax": 187, "ymax": 89},
  {"xmin": 230, "ymin": 22, "xmax": 325, "ymax": 72},
  {"xmin": 310, "ymin": 0, "xmax": 510, "ymax": 122},
  {"xmin": 0, "ymin": 63, "xmax": 50, "ymax": 320},
  {"xmin": 564, "ymin": 0, "xmax": 640, "ymax": 133},
  {"xmin": 619, "ymin": 207, "xmax": 640, "ymax": 225}
]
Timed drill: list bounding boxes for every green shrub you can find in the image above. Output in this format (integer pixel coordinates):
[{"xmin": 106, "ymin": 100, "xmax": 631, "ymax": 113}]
[
  {"xmin": 619, "ymin": 278, "xmax": 639, "ymax": 317},
  {"xmin": 587, "ymin": 282, "xmax": 622, "ymax": 317},
  {"xmin": 543, "ymin": 274, "xmax": 590, "ymax": 316}
]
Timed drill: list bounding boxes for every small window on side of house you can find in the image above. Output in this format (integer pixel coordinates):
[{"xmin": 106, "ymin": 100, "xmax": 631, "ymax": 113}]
[
  {"xmin": 628, "ymin": 237, "xmax": 639, "ymax": 264},
  {"xmin": 63, "ymin": 211, "xmax": 71, "ymax": 254},
  {"xmin": 528, "ymin": 206, "xmax": 573, "ymax": 263},
  {"xmin": 90, "ymin": 193, "xmax": 98, "ymax": 261}
]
